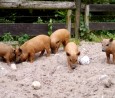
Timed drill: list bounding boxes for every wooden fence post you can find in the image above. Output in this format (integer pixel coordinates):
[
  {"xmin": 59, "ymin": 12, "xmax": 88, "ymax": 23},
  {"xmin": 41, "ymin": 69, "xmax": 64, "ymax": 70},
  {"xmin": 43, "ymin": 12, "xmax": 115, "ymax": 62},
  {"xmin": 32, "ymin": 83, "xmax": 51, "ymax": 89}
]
[
  {"xmin": 85, "ymin": 5, "xmax": 89, "ymax": 32},
  {"xmin": 66, "ymin": 9, "xmax": 72, "ymax": 35},
  {"xmin": 74, "ymin": 0, "xmax": 81, "ymax": 39}
]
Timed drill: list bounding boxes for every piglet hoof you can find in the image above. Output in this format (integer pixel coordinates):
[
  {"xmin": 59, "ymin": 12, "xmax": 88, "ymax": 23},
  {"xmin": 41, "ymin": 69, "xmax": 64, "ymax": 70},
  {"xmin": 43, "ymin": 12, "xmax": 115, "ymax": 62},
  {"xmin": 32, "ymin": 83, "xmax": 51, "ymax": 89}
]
[
  {"xmin": 107, "ymin": 61, "xmax": 111, "ymax": 64},
  {"xmin": 39, "ymin": 54, "xmax": 43, "ymax": 57},
  {"xmin": 30, "ymin": 61, "xmax": 34, "ymax": 63},
  {"xmin": 112, "ymin": 61, "xmax": 115, "ymax": 64},
  {"xmin": 7, "ymin": 63, "xmax": 11, "ymax": 66},
  {"xmin": 46, "ymin": 54, "xmax": 50, "ymax": 57}
]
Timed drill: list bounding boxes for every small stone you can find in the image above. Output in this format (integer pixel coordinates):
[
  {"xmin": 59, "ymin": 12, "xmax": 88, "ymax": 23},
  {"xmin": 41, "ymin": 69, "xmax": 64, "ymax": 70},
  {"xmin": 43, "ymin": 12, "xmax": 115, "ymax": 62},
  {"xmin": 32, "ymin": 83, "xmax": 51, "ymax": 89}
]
[
  {"xmin": 79, "ymin": 55, "xmax": 90, "ymax": 65},
  {"xmin": 99, "ymin": 74, "xmax": 108, "ymax": 80},
  {"xmin": 11, "ymin": 63, "xmax": 17, "ymax": 70},
  {"xmin": 100, "ymin": 76, "xmax": 113, "ymax": 88},
  {"xmin": 32, "ymin": 81, "xmax": 41, "ymax": 90},
  {"xmin": 33, "ymin": 94, "xmax": 40, "ymax": 98},
  {"xmin": 103, "ymin": 78, "xmax": 113, "ymax": 88},
  {"xmin": 1, "ymin": 67, "xmax": 4, "ymax": 70}
]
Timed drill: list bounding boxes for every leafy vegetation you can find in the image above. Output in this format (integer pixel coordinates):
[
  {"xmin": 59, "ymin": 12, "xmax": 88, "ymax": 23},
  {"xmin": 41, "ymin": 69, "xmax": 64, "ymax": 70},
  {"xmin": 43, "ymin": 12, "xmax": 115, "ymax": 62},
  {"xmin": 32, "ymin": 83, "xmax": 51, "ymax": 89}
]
[
  {"xmin": 1, "ymin": 32, "xmax": 30, "ymax": 45},
  {"xmin": 70, "ymin": 38, "xmax": 80, "ymax": 45},
  {"xmin": 33, "ymin": 17, "xmax": 44, "ymax": 23},
  {"xmin": 79, "ymin": 15, "xmax": 88, "ymax": 40},
  {"xmin": 0, "ymin": 18, "xmax": 15, "ymax": 23},
  {"xmin": 48, "ymin": 19, "xmax": 53, "ymax": 36},
  {"xmin": 54, "ymin": 10, "xmax": 67, "ymax": 23},
  {"xmin": 2, "ymin": 32, "xmax": 14, "ymax": 41},
  {"xmin": 17, "ymin": 34, "xmax": 30, "ymax": 45}
]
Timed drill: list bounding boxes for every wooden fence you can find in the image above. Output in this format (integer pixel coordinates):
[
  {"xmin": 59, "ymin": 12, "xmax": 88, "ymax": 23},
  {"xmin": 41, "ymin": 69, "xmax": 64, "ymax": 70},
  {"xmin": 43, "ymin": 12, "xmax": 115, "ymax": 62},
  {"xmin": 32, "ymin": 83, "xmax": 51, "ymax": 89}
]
[
  {"xmin": 85, "ymin": 4, "xmax": 115, "ymax": 31},
  {"xmin": 1, "ymin": 2, "xmax": 115, "ymax": 37},
  {"xmin": 0, "ymin": 0, "xmax": 81, "ymax": 38},
  {"xmin": 0, "ymin": 23, "xmax": 66, "ymax": 36}
]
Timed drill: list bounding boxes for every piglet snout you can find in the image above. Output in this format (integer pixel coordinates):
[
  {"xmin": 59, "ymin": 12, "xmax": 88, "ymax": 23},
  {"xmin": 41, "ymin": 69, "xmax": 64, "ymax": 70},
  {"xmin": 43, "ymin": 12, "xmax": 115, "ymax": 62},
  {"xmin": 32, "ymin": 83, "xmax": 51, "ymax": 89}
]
[
  {"xmin": 71, "ymin": 65, "xmax": 76, "ymax": 69},
  {"xmin": 102, "ymin": 49, "xmax": 105, "ymax": 52}
]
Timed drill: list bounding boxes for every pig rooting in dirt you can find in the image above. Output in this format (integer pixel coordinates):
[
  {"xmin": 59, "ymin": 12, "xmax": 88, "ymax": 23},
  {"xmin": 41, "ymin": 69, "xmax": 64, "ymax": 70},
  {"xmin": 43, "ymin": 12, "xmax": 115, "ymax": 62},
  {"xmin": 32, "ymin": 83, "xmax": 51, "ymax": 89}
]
[
  {"xmin": 101, "ymin": 38, "xmax": 115, "ymax": 64},
  {"xmin": 65, "ymin": 42, "xmax": 80, "ymax": 70},
  {"xmin": 50, "ymin": 29, "xmax": 70, "ymax": 54},
  {"xmin": 15, "ymin": 35, "xmax": 51, "ymax": 63},
  {"xmin": 0, "ymin": 43, "xmax": 15, "ymax": 65},
  {"xmin": 15, "ymin": 47, "xmax": 26, "ymax": 63}
]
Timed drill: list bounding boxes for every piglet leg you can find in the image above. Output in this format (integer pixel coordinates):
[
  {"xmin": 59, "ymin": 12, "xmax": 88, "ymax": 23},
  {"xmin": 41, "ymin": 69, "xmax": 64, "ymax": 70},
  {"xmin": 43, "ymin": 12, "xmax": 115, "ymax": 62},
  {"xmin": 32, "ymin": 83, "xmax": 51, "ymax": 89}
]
[
  {"xmin": 113, "ymin": 53, "xmax": 115, "ymax": 64},
  {"xmin": 106, "ymin": 53, "xmax": 110, "ymax": 64}
]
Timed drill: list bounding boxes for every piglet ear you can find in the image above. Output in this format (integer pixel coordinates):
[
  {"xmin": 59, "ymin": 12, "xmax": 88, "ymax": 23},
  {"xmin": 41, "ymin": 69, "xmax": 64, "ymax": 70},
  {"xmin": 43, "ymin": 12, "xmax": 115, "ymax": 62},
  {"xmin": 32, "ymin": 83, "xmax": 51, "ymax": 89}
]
[
  {"xmin": 77, "ymin": 51, "xmax": 80, "ymax": 56},
  {"xmin": 56, "ymin": 40, "xmax": 60, "ymax": 44},
  {"xmin": 66, "ymin": 52, "xmax": 70, "ymax": 56},
  {"xmin": 19, "ymin": 48, "xmax": 22, "ymax": 53},
  {"xmin": 109, "ymin": 38, "xmax": 113, "ymax": 42},
  {"xmin": 13, "ymin": 49, "xmax": 15, "ymax": 53}
]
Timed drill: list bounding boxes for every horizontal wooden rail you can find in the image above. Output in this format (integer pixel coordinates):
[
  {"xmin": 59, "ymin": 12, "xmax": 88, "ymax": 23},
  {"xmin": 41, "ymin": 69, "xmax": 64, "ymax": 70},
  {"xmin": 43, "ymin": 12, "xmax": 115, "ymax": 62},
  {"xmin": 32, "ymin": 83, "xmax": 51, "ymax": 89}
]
[
  {"xmin": 89, "ymin": 4, "xmax": 115, "ymax": 12},
  {"xmin": 0, "ymin": 1, "xmax": 76, "ymax": 9},
  {"xmin": 85, "ymin": 4, "xmax": 115, "ymax": 31},
  {"xmin": 0, "ymin": 23, "xmax": 67, "ymax": 36},
  {"xmin": 89, "ymin": 22, "xmax": 115, "ymax": 30}
]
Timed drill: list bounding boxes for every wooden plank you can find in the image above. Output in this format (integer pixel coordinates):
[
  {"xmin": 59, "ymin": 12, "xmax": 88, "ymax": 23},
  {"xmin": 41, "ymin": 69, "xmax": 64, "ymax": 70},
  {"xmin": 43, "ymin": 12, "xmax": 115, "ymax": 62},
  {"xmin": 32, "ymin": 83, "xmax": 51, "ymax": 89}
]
[
  {"xmin": 89, "ymin": 22, "xmax": 115, "ymax": 30},
  {"xmin": 52, "ymin": 23, "xmax": 66, "ymax": 32},
  {"xmin": 0, "ymin": 0, "xmax": 26, "ymax": 2},
  {"xmin": 0, "ymin": 1, "xmax": 76, "ymax": 9},
  {"xmin": 0, "ymin": 23, "xmax": 67, "ymax": 36},
  {"xmin": 66, "ymin": 10, "xmax": 72, "ymax": 34},
  {"xmin": 85, "ymin": 5, "xmax": 89, "ymax": 31},
  {"xmin": 52, "ymin": 23, "xmax": 75, "ymax": 36},
  {"xmin": 89, "ymin": 4, "xmax": 115, "ymax": 12},
  {"xmin": 0, "ymin": 23, "xmax": 48, "ymax": 36}
]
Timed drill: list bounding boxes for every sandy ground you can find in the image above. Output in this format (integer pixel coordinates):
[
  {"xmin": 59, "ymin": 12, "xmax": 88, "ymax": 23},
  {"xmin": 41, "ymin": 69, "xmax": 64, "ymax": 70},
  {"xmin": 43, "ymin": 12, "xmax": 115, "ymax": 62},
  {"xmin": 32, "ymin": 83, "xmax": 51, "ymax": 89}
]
[{"xmin": 0, "ymin": 41, "xmax": 115, "ymax": 98}]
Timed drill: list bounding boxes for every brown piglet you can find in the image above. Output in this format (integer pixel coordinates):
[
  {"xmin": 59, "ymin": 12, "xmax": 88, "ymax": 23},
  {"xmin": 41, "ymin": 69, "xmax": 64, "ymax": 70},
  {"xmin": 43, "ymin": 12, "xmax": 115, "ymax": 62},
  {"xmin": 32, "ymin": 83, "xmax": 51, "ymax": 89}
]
[
  {"xmin": 65, "ymin": 42, "xmax": 80, "ymax": 70},
  {"xmin": 15, "ymin": 34, "xmax": 51, "ymax": 63},
  {"xmin": 0, "ymin": 42, "xmax": 15, "ymax": 65},
  {"xmin": 101, "ymin": 38, "xmax": 115, "ymax": 64},
  {"xmin": 50, "ymin": 29, "xmax": 70, "ymax": 54}
]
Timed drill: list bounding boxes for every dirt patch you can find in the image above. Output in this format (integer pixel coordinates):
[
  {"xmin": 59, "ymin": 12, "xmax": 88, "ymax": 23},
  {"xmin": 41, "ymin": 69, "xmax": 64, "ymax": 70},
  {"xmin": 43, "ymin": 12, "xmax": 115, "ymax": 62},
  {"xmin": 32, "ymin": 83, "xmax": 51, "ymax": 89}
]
[{"xmin": 0, "ymin": 41, "xmax": 115, "ymax": 98}]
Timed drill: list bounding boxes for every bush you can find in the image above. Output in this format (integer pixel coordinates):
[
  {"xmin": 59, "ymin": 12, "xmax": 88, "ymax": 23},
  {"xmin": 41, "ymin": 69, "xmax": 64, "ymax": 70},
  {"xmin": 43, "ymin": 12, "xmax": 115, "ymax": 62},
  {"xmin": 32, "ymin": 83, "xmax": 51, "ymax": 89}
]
[
  {"xmin": 79, "ymin": 15, "xmax": 89, "ymax": 40},
  {"xmin": 2, "ymin": 32, "xmax": 14, "ymax": 41},
  {"xmin": 17, "ymin": 34, "xmax": 30, "ymax": 45}
]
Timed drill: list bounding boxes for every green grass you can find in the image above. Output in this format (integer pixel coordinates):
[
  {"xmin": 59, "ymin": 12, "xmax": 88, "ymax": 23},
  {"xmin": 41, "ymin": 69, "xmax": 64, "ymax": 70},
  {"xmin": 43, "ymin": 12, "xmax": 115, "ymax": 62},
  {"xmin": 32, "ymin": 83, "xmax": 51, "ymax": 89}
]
[
  {"xmin": 70, "ymin": 38, "xmax": 80, "ymax": 45},
  {"xmin": 70, "ymin": 31, "xmax": 115, "ymax": 44}
]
